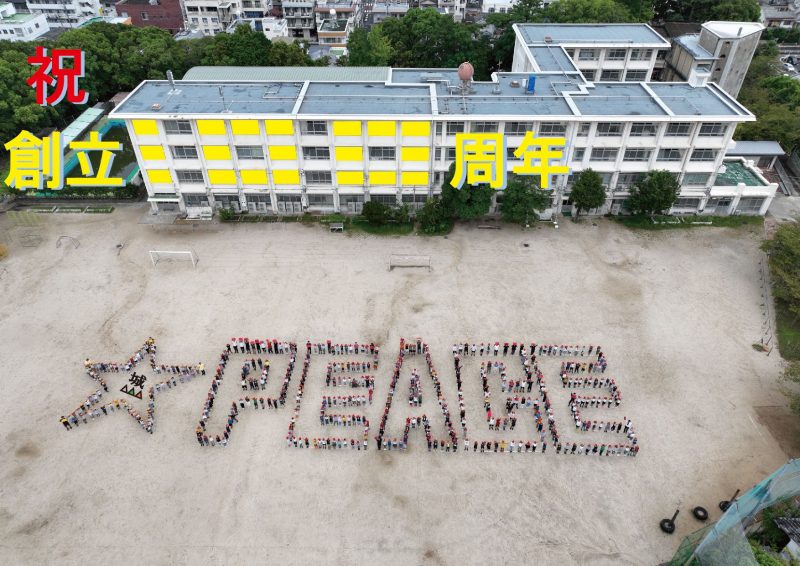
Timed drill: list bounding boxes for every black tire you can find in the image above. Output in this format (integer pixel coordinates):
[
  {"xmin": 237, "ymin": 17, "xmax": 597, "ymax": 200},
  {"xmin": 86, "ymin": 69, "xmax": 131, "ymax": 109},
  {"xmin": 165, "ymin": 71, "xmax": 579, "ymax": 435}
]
[
  {"xmin": 693, "ymin": 506, "xmax": 709, "ymax": 521},
  {"xmin": 660, "ymin": 519, "xmax": 676, "ymax": 534},
  {"xmin": 719, "ymin": 501, "xmax": 730, "ymax": 512}
]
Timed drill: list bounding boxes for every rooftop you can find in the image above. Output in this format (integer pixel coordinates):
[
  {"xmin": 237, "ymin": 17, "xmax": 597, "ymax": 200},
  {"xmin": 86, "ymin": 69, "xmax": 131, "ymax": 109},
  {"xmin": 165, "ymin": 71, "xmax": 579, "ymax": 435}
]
[
  {"xmin": 726, "ymin": 140, "xmax": 785, "ymax": 157},
  {"xmin": 182, "ymin": 66, "xmax": 390, "ymax": 82},
  {"xmin": 319, "ymin": 19, "xmax": 348, "ymax": 32},
  {"xmin": 516, "ymin": 23, "xmax": 669, "ymax": 46},
  {"xmin": 1, "ymin": 10, "xmax": 40, "ymax": 23},
  {"xmin": 715, "ymin": 160, "xmax": 767, "ymax": 187},
  {"xmin": 111, "ymin": 66, "xmax": 754, "ymax": 119},
  {"xmin": 674, "ymin": 34, "xmax": 715, "ymax": 60},
  {"xmin": 528, "ymin": 46, "xmax": 579, "ymax": 73},
  {"xmin": 702, "ymin": 21, "xmax": 763, "ymax": 39},
  {"xmin": 775, "ymin": 518, "xmax": 800, "ymax": 545}
]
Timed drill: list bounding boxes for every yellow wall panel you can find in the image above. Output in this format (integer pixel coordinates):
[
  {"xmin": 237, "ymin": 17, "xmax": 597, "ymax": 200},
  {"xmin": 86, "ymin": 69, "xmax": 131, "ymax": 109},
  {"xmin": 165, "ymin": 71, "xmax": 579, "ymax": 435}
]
[
  {"xmin": 335, "ymin": 146, "xmax": 363, "ymax": 161},
  {"xmin": 265, "ymin": 120, "xmax": 294, "ymax": 135},
  {"xmin": 401, "ymin": 121, "xmax": 430, "ymax": 137},
  {"xmin": 367, "ymin": 121, "xmax": 396, "ymax": 136},
  {"xmin": 202, "ymin": 145, "xmax": 232, "ymax": 160},
  {"xmin": 401, "ymin": 171, "xmax": 429, "ymax": 186},
  {"xmin": 147, "ymin": 169, "xmax": 172, "ymax": 184},
  {"xmin": 369, "ymin": 171, "xmax": 396, "ymax": 186},
  {"xmin": 197, "ymin": 119, "xmax": 226, "ymax": 136},
  {"xmin": 132, "ymin": 119, "xmax": 158, "ymax": 136},
  {"xmin": 333, "ymin": 121, "xmax": 361, "ymax": 136},
  {"xmin": 273, "ymin": 170, "xmax": 300, "ymax": 185},
  {"xmin": 337, "ymin": 171, "xmax": 365, "ymax": 185},
  {"xmin": 401, "ymin": 147, "xmax": 429, "ymax": 162},
  {"xmin": 269, "ymin": 145, "xmax": 297, "ymax": 160},
  {"xmin": 240, "ymin": 170, "xmax": 268, "ymax": 185},
  {"xmin": 139, "ymin": 145, "xmax": 166, "ymax": 160},
  {"xmin": 208, "ymin": 169, "xmax": 237, "ymax": 185},
  {"xmin": 231, "ymin": 120, "xmax": 260, "ymax": 135}
]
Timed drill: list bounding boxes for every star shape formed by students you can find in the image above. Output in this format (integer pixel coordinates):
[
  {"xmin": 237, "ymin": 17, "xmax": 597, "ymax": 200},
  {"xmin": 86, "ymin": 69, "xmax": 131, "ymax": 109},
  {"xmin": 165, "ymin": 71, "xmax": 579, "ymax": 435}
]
[{"xmin": 60, "ymin": 338, "xmax": 199, "ymax": 434}]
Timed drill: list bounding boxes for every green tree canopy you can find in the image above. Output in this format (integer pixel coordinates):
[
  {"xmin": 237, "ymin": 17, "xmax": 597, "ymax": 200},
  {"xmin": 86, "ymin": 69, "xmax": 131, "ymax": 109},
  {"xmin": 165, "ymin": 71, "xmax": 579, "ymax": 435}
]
[
  {"xmin": 345, "ymin": 27, "xmax": 391, "ymax": 66},
  {"xmin": 379, "ymin": 9, "xmax": 490, "ymax": 79},
  {"xmin": 200, "ymin": 25, "xmax": 273, "ymax": 67},
  {"xmin": 627, "ymin": 170, "xmax": 679, "ymax": 216},
  {"xmin": 542, "ymin": 0, "xmax": 634, "ymax": 23},
  {"xmin": 441, "ymin": 162, "xmax": 494, "ymax": 220},
  {"xmin": 655, "ymin": 0, "xmax": 760, "ymax": 22},
  {"xmin": 569, "ymin": 169, "xmax": 606, "ymax": 217},
  {"xmin": 416, "ymin": 196, "xmax": 453, "ymax": 234},
  {"xmin": 362, "ymin": 200, "xmax": 391, "ymax": 226},
  {"xmin": 500, "ymin": 174, "xmax": 551, "ymax": 224}
]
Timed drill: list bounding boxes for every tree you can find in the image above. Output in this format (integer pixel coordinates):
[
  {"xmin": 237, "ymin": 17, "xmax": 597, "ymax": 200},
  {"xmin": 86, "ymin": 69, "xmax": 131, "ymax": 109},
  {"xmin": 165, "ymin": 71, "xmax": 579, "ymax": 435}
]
[
  {"xmin": 416, "ymin": 196, "xmax": 453, "ymax": 234},
  {"xmin": 362, "ymin": 200, "xmax": 391, "ymax": 226},
  {"xmin": 627, "ymin": 170, "xmax": 679, "ymax": 216},
  {"xmin": 569, "ymin": 169, "xmax": 606, "ymax": 218},
  {"xmin": 655, "ymin": 0, "xmax": 760, "ymax": 22},
  {"xmin": 710, "ymin": 0, "xmax": 760, "ymax": 22},
  {"xmin": 440, "ymin": 163, "xmax": 494, "ymax": 220},
  {"xmin": 500, "ymin": 175, "xmax": 551, "ymax": 224},
  {"xmin": 616, "ymin": 0, "xmax": 654, "ymax": 21},
  {"xmin": 379, "ymin": 9, "xmax": 490, "ymax": 79},
  {"xmin": 763, "ymin": 224, "xmax": 800, "ymax": 322},
  {"xmin": 266, "ymin": 41, "xmax": 316, "ymax": 66},
  {"xmin": 345, "ymin": 28, "xmax": 391, "ymax": 66},
  {"xmin": 509, "ymin": 0, "xmax": 544, "ymax": 22},
  {"xmin": 543, "ymin": 0, "xmax": 634, "ymax": 23}
]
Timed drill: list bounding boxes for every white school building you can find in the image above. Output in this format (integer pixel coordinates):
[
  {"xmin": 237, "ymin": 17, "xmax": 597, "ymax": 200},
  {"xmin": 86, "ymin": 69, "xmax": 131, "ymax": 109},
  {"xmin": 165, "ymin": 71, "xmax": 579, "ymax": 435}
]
[{"xmin": 110, "ymin": 23, "xmax": 777, "ymax": 218}]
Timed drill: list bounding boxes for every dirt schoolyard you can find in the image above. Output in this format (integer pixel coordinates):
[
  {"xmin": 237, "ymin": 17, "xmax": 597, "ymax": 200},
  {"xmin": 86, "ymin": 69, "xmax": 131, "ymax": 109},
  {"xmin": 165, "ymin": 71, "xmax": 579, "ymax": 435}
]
[{"xmin": 0, "ymin": 205, "xmax": 791, "ymax": 565}]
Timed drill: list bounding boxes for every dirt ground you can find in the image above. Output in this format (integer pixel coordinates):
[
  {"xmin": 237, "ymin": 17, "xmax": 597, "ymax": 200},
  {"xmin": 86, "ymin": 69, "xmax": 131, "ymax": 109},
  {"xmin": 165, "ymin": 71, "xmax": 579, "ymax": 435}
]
[{"xmin": 0, "ymin": 204, "xmax": 792, "ymax": 565}]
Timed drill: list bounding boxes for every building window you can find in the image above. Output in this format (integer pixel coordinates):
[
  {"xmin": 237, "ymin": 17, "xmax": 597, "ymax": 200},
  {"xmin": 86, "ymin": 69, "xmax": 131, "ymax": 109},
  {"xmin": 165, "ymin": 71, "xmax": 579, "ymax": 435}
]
[
  {"xmin": 578, "ymin": 49, "xmax": 597, "ymax": 61},
  {"xmin": 590, "ymin": 148, "xmax": 618, "ymax": 162},
  {"xmin": 302, "ymin": 146, "xmax": 330, "ymax": 160},
  {"xmin": 539, "ymin": 122, "xmax": 566, "ymax": 135},
  {"xmin": 164, "ymin": 120, "xmax": 192, "ymax": 135},
  {"xmin": 369, "ymin": 147, "xmax": 395, "ymax": 160},
  {"xmin": 505, "ymin": 122, "xmax": 533, "ymax": 135},
  {"xmin": 599, "ymin": 70, "xmax": 622, "ymax": 82},
  {"xmin": 630, "ymin": 49, "xmax": 652, "ymax": 61},
  {"xmin": 673, "ymin": 197, "xmax": 700, "ymax": 209},
  {"xmin": 625, "ymin": 70, "xmax": 648, "ymax": 81},
  {"xmin": 434, "ymin": 148, "xmax": 442, "ymax": 160},
  {"xmin": 565, "ymin": 49, "xmax": 575, "ymax": 58},
  {"xmin": 577, "ymin": 123, "xmax": 591, "ymax": 137},
  {"xmin": 690, "ymin": 149, "xmax": 717, "ymax": 162},
  {"xmin": 141, "ymin": 11, "xmax": 148, "ymax": 19},
  {"xmin": 682, "ymin": 172, "xmax": 711, "ymax": 185},
  {"xmin": 572, "ymin": 148, "xmax": 585, "ymax": 161},
  {"xmin": 606, "ymin": 48, "xmax": 626, "ymax": 61},
  {"xmin": 402, "ymin": 194, "xmax": 427, "ymax": 204},
  {"xmin": 596, "ymin": 122, "xmax": 623, "ymax": 137},
  {"xmin": 307, "ymin": 194, "xmax": 334, "ymax": 206},
  {"xmin": 236, "ymin": 146, "xmax": 263, "ymax": 159},
  {"xmin": 302, "ymin": 121, "xmax": 327, "ymax": 135},
  {"xmin": 446, "ymin": 147, "xmax": 457, "ymax": 160},
  {"xmin": 214, "ymin": 194, "xmax": 239, "ymax": 209},
  {"xmin": 277, "ymin": 194, "xmax": 301, "ymax": 203},
  {"xmin": 306, "ymin": 171, "xmax": 332, "ymax": 184},
  {"xmin": 737, "ymin": 197, "xmax": 765, "ymax": 213},
  {"xmin": 446, "ymin": 122, "xmax": 465, "ymax": 135},
  {"xmin": 623, "ymin": 148, "xmax": 652, "ymax": 162},
  {"xmin": 472, "ymin": 121, "xmax": 498, "ymax": 133},
  {"xmin": 657, "ymin": 148, "xmax": 683, "ymax": 161},
  {"xmin": 506, "ymin": 147, "xmax": 518, "ymax": 159},
  {"xmin": 170, "ymin": 145, "xmax": 198, "ymax": 159},
  {"xmin": 666, "ymin": 122, "xmax": 692, "ymax": 137},
  {"xmin": 371, "ymin": 194, "xmax": 398, "ymax": 205},
  {"xmin": 617, "ymin": 172, "xmax": 644, "ymax": 188},
  {"xmin": 184, "ymin": 194, "xmax": 209, "ymax": 207},
  {"xmin": 435, "ymin": 123, "xmax": 443, "ymax": 136},
  {"xmin": 698, "ymin": 123, "xmax": 726, "ymax": 137},
  {"xmin": 629, "ymin": 122, "xmax": 658, "ymax": 137},
  {"xmin": 176, "ymin": 170, "xmax": 204, "ymax": 183}
]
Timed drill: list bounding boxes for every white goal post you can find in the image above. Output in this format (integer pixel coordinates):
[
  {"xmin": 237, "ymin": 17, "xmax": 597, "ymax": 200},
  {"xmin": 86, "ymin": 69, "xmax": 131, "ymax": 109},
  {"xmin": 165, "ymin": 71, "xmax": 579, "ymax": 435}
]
[
  {"xmin": 389, "ymin": 254, "xmax": 431, "ymax": 271},
  {"xmin": 149, "ymin": 250, "xmax": 198, "ymax": 268}
]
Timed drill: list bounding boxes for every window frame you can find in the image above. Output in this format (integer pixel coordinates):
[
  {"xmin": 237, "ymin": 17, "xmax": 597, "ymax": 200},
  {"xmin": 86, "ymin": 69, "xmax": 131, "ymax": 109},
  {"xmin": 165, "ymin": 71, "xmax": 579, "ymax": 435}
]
[
  {"xmin": 302, "ymin": 120, "xmax": 328, "ymax": 135},
  {"xmin": 305, "ymin": 170, "xmax": 332, "ymax": 184},
  {"xmin": 235, "ymin": 145, "xmax": 264, "ymax": 160},
  {"xmin": 164, "ymin": 120, "xmax": 192, "ymax": 135},
  {"xmin": 302, "ymin": 146, "xmax": 331, "ymax": 160},
  {"xmin": 175, "ymin": 170, "xmax": 204, "ymax": 183},
  {"xmin": 368, "ymin": 146, "xmax": 396, "ymax": 160},
  {"xmin": 657, "ymin": 148, "xmax": 684, "ymax": 162},
  {"xmin": 590, "ymin": 147, "xmax": 619, "ymax": 162},
  {"xmin": 596, "ymin": 122, "xmax": 623, "ymax": 137},
  {"xmin": 170, "ymin": 145, "xmax": 198, "ymax": 159}
]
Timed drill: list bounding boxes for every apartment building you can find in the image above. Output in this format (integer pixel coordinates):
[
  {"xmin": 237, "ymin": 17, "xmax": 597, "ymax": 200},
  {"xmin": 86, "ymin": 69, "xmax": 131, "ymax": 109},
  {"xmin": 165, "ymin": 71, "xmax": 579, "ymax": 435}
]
[
  {"xmin": 283, "ymin": 0, "xmax": 314, "ymax": 40},
  {"xmin": 0, "ymin": 2, "xmax": 49, "ymax": 40},
  {"xmin": 26, "ymin": 0, "xmax": 101, "ymax": 27},
  {"xmin": 116, "ymin": 0, "xmax": 183, "ymax": 33},
  {"xmin": 363, "ymin": 0, "xmax": 408, "ymax": 28},
  {"xmin": 110, "ymin": 26, "xmax": 776, "ymax": 218},
  {"xmin": 314, "ymin": 0, "xmax": 358, "ymax": 46},
  {"xmin": 183, "ymin": 0, "xmax": 239, "ymax": 35}
]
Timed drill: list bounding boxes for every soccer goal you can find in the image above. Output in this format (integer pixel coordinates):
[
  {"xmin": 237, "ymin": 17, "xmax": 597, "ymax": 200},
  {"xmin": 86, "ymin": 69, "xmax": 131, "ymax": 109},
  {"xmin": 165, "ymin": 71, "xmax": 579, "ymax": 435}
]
[
  {"xmin": 149, "ymin": 250, "xmax": 198, "ymax": 268},
  {"xmin": 389, "ymin": 254, "xmax": 431, "ymax": 271}
]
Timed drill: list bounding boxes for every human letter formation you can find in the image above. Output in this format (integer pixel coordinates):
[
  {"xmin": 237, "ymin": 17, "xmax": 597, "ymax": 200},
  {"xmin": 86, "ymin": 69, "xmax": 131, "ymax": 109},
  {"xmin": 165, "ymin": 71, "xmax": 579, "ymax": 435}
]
[{"xmin": 61, "ymin": 338, "xmax": 638, "ymax": 457}]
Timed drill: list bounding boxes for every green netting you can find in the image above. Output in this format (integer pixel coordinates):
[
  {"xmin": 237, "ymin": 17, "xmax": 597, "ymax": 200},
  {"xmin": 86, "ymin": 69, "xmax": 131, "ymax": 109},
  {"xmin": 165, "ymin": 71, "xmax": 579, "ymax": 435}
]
[{"xmin": 670, "ymin": 459, "xmax": 800, "ymax": 565}]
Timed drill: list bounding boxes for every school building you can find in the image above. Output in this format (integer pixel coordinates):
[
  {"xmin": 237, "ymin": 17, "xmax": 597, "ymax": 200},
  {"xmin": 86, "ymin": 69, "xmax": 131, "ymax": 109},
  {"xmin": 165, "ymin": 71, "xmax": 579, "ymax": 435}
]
[{"xmin": 110, "ymin": 23, "xmax": 778, "ymax": 218}]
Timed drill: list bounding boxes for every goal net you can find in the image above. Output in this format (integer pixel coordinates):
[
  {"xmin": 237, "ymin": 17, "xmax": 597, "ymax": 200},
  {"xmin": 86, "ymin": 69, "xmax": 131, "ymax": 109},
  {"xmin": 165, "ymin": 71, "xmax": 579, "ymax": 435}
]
[
  {"xmin": 149, "ymin": 250, "xmax": 198, "ymax": 268},
  {"xmin": 389, "ymin": 254, "xmax": 431, "ymax": 270}
]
